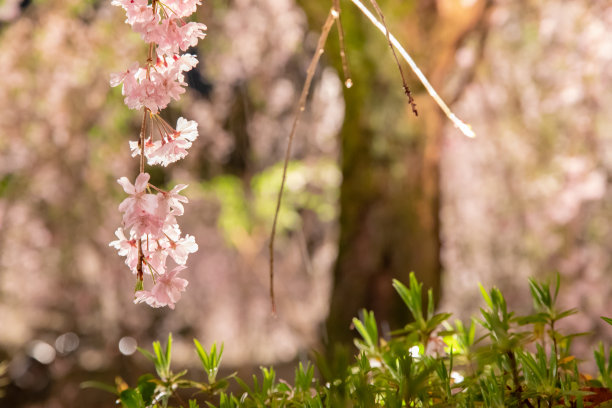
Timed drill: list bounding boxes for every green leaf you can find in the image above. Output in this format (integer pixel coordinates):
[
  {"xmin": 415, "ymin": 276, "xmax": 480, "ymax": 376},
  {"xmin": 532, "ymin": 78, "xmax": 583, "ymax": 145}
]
[
  {"xmin": 479, "ymin": 283, "xmax": 492, "ymax": 309},
  {"xmin": 602, "ymin": 316, "xmax": 612, "ymax": 326},
  {"xmin": 119, "ymin": 389, "xmax": 145, "ymax": 408},
  {"xmin": 295, "ymin": 361, "xmax": 314, "ymax": 392},
  {"xmin": 136, "ymin": 374, "xmax": 156, "ymax": 405},
  {"xmin": 235, "ymin": 376, "xmax": 252, "ymax": 395},
  {"xmin": 194, "ymin": 339, "xmax": 224, "ymax": 384},
  {"xmin": 194, "ymin": 339, "xmax": 209, "ymax": 368},
  {"xmin": 137, "ymin": 347, "xmax": 155, "ymax": 363},
  {"xmin": 427, "ymin": 288, "xmax": 434, "ymax": 320},
  {"xmin": 393, "ymin": 273, "xmax": 424, "ymax": 324},
  {"xmin": 426, "ymin": 313, "xmax": 452, "ymax": 332},
  {"xmin": 352, "ymin": 309, "xmax": 378, "ymax": 349},
  {"xmin": 555, "ymin": 308, "xmax": 578, "ymax": 320},
  {"xmin": 165, "ymin": 333, "xmax": 173, "ymax": 371},
  {"xmin": 515, "ymin": 313, "xmax": 548, "ymax": 325},
  {"xmin": 80, "ymin": 380, "xmax": 119, "ymax": 395},
  {"xmin": 553, "ymin": 271, "xmax": 561, "ymax": 303}
]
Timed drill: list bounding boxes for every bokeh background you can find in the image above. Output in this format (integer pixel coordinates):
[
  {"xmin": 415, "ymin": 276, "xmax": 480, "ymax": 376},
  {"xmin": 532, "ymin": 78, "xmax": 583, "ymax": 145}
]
[{"xmin": 0, "ymin": 0, "xmax": 611, "ymax": 406}]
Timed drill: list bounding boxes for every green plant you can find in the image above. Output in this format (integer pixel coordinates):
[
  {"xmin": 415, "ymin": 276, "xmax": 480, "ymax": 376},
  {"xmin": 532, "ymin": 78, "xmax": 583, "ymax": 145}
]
[{"xmin": 86, "ymin": 274, "xmax": 612, "ymax": 407}]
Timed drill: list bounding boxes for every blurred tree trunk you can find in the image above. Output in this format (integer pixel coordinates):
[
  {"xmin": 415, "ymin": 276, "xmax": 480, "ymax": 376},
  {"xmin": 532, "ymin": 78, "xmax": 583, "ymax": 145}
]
[{"xmin": 299, "ymin": 0, "xmax": 490, "ymax": 344}]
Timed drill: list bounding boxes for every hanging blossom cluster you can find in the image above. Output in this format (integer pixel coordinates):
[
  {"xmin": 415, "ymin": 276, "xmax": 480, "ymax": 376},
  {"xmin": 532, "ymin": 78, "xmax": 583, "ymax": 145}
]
[{"xmin": 109, "ymin": 0, "xmax": 205, "ymax": 309}]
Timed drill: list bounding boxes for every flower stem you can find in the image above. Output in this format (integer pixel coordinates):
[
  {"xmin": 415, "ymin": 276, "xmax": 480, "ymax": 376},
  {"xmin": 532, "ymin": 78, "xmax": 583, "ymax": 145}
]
[{"xmin": 136, "ymin": 105, "xmax": 149, "ymax": 283}]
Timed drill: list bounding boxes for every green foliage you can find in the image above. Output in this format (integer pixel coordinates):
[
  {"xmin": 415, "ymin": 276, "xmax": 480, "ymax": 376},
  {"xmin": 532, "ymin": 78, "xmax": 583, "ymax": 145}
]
[
  {"xmin": 393, "ymin": 273, "xmax": 453, "ymax": 346},
  {"xmin": 138, "ymin": 333, "xmax": 175, "ymax": 382},
  {"xmin": 88, "ymin": 274, "xmax": 612, "ymax": 407},
  {"xmin": 594, "ymin": 343, "xmax": 612, "ymax": 391},
  {"xmin": 201, "ymin": 159, "xmax": 340, "ymax": 248},
  {"xmin": 352, "ymin": 309, "xmax": 378, "ymax": 350},
  {"xmin": 194, "ymin": 340, "xmax": 224, "ymax": 384}
]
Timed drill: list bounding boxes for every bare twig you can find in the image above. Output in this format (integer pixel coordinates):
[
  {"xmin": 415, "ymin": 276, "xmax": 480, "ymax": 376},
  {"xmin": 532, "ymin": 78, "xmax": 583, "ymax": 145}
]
[
  {"xmin": 332, "ymin": 0, "xmax": 353, "ymax": 88},
  {"xmin": 350, "ymin": 0, "xmax": 476, "ymax": 138},
  {"xmin": 269, "ymin": 9, "xmax": 337, "ymax": 315},
  {"xmin": 368, "ymin": 0, "xmax": 417, "ymax": 116}
]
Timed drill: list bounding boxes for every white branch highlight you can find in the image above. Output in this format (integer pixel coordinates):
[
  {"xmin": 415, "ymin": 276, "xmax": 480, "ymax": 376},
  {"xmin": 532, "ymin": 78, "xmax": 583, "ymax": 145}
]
[{"xmin": 350, "ymin": 0, "xmax": 476, "ymax": 138}]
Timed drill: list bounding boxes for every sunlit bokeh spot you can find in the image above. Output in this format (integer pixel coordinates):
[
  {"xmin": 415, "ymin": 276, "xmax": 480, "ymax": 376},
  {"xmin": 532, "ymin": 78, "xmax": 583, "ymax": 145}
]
[
  {"xmin": 118, "ymin": 336, "xmax": 138, "ymax": 356},
  {"xmin": 451, "ymin": 371, "xmax": 464, "ymax": 384},
  {"xmin": 28, "ymin": 340, "xmax": 56, "ymax": 365},
  {"xmin": 78, "ymin": 349, "xmax": 107, "ymax": 371},
  {"xmin": 55, "ymin": 332, "xmax": 80, "ymax": 355}
]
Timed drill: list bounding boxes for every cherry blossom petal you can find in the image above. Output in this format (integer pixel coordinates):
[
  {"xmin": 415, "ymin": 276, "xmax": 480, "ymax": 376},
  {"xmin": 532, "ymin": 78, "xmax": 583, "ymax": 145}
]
[{"xmin": 134, "ymin": 266, "xmax": 188, "ymax": 309}]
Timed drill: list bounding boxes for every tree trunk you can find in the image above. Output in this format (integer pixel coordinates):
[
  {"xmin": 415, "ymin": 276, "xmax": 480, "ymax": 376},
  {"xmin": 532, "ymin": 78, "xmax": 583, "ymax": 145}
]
[{"xmin": 322, "ymin": 0, "xmax": 489, "ymax": 345}]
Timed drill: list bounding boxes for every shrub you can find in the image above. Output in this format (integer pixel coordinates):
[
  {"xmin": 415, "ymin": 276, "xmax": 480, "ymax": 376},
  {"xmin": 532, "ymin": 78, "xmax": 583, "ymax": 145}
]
[{"xmin": 85, "ymin": 273, "xmax": 612, "ymax": 407}]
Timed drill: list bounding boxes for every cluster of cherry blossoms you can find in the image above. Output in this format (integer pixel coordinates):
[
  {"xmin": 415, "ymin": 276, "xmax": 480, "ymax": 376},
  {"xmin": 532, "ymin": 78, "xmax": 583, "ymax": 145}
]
[
  {"xmin": 109, "ymin": 0, "xmax": 206, "ymax": 309},
  {"xmin": 110, "ymin": 0, "xmax": 206, "ymax": 114}
]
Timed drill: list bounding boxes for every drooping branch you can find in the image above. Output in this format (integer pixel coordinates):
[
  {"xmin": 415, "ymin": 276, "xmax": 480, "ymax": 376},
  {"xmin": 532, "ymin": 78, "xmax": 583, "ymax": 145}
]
[
  {"xmin": 333, "ymin": 0, "xmax": 353, "ymax": 88},
  {"xmin": 268, "ymin": 9, "xmax": 337, "ymax": 315},
  {"xmin": 350, "ymin": 0, "xmax": 476, "ymax": 138},
  {"xmin": 368, "ymin": 0, "xmax": 418, "ymax": 116}
]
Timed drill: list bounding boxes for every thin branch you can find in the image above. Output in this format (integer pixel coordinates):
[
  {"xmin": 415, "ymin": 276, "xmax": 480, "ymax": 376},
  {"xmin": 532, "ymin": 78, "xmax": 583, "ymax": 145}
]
[
  {"xmin": 332, "ymin": 0, "xmax": 353, "ymax": 88},
  {"xmin": 268, "ymin": 9, "xmax": 337, "ymax": 315},
  {"xmin": 368, "ymin": 0, "xmax": 417, "ymax": 116},
  {"xmin": 136, "ymin": 108, "xmax": 148, "ymax": 282},
  {"xmin": 140, "ymin": 110, "xmax": 148, "ymax": 174},
  {"xmin": 350, "ymin": 0, "xmax": 476, "ymax": 138},
  {"xmin": 136, "ymin": 17, "xmax": 156, "ymax": 284}
]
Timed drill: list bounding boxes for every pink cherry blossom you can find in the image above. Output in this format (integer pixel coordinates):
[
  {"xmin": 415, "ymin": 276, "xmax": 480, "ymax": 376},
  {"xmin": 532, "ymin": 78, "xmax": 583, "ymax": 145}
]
[
  {"xmin": 110, "ymin": 54, "xmax": 198, "ymax": 113},
  {"xmin": 111, "ymin": 0, "xmax": 151, "ymax": 26},
  {"xmin": 160, "ymin": 184, "xmax": 189, "ymax": 216},
  {"xmin": 173, "ymin": 53, "xmax": 199, "ymax": 84},
  {"xmin": 162, "ymin": 222, "xmax": 182, "ymax": 241},
  {"xmin": 153, "ymin": 20, "xmax": 207, "ymax": 55},
  {"xmin": 112, "ymin": 0, "xmax": 203, "ymax": 309},
  {"xmin": 128, "ymin": 137, "xmax": 156, "ymax": 158},
  {"xmin": 110, "ymin": 61, "xmax": 140, "ymax": 88},
  {"xmin": 147, "ymin": 138, "xmax": 191, "ymax": 166},
  {"xmin": 163, "ymin": 0, "xmax": 201, "ymax": 18},
  {"xmin": 118, "ymin": 173, "xmax": 167, "ymax": 238},
  {"xmin": 145, "ymin": 245, "xmax": 169, "ymax": 275},
  {"xmin": 134, "ymin": 266, "xmax": 189, "ymax": 309},
  {"xmin": 109, "ymin": 227, "xmax": 139, "ymax": 272},
  {"xmin": 112, "ymin": 0, "xmax": 159, "ymax": 42},
  {"xmin": 113, "ymin": 0, "xmax": 205, "ymax": 55},
  {"xmin": 167, "ymin": 234, "xmax": 198, "ymax": 265},
  {"xmin": 132, "ymin": 13, "xmax": 161, "ymax": 44},
  {"xmin": 136, "ymin": 67, "xmax": 185, "ymax": 113},
  {"xmin": 117, "ymin": 172, "xmax": 149, "ymax": 195},
  {"xmin": 176, "ymin": 116, "xmax": 199, "ymax": 141},
  {"xmin": 147, "ymin": 118, "xmax": 199, "ymax": 166}
]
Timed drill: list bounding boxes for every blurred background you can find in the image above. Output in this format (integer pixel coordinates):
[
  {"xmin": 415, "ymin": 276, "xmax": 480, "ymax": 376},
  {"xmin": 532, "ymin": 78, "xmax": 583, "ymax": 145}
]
[{"xmin": 0, "ymin": 0, "xmax": 611, "ymax": 406}]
